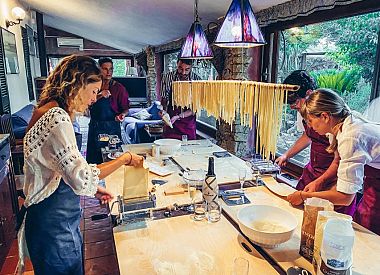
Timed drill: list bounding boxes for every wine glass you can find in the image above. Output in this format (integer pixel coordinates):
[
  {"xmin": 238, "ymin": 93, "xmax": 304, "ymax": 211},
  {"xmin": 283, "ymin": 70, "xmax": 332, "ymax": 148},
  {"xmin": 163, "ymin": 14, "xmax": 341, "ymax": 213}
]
[
  {"xmin": 238, "ymin": 169, "xmax": 246, "ymax": 192},
  {"xmin": 188, "ymin": 180, "xmax": 197, "ymax": 212}
]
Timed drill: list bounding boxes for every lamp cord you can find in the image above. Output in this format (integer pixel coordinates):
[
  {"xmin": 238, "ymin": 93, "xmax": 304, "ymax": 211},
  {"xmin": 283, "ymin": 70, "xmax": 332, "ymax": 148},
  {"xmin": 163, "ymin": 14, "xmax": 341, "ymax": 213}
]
[{"xmin": 194, "ymin": 0, "xmax": 199, "ymax": 22}]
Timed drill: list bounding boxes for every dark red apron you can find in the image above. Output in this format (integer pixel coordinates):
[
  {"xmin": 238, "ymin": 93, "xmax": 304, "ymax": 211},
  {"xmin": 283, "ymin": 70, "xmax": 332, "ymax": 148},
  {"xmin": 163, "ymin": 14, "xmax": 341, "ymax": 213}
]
[
  {"xmin": 297, "ymin": 121, "xmax": 356, "ymax": 216},
  {"xmin": 162, "ymin": 106, "xmax": 196, "ymax": 140},
  {"xmin": 354, "ymin": 165, "xmax": 380, "ymax": 235}
]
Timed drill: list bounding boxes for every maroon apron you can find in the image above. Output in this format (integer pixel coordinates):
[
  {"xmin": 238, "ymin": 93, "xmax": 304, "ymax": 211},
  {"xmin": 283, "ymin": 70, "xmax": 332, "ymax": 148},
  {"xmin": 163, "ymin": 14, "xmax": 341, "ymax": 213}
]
[
  {"xmin": 163, "ymin": 106, "xmax": 196, "ymax": 140},
  {"xmin": 297, "ymin": 121, "xmax": 356, "ymax": 216},
  {"xmin": 354, "ymin": 165, "xmax": 380, "ymax": 235}
]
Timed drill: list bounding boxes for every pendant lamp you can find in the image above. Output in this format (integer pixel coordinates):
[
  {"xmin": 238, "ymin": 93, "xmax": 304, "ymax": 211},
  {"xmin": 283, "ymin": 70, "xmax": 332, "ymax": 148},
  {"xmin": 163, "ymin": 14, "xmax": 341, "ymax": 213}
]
[
  {"xmin": 214, "ymin": 0, "xmax": 266, "ymax": 48},
  {"xmin": 179, "ymin": 0, "xmax": 213, "ymax": 59}
]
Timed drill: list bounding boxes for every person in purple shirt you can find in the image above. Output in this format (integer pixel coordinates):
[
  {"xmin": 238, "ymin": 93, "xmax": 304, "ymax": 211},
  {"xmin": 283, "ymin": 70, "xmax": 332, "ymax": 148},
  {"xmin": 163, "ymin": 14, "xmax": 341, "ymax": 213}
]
[{"xmin": 86, "ymin": 57, "xmax": 129, "ymax": 164}]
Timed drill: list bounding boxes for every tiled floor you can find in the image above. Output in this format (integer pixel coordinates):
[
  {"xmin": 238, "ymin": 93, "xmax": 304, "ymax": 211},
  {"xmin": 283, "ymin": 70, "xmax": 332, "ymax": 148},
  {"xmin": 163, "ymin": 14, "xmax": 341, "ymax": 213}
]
[{"xmin": 0, "ymin": 239, "xmax": 34, "ymax": 275}]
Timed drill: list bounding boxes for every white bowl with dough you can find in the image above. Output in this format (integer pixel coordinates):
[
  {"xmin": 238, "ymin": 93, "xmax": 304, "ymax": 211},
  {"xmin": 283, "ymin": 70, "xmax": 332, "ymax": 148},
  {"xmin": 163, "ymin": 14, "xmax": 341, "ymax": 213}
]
[
  {"xmin": 237, "ymin": 205, "xmax": 297, "ymax": 247},
  {"xmin": 154, "ymin": 138, "xmax": 182, "ymax": 155}
]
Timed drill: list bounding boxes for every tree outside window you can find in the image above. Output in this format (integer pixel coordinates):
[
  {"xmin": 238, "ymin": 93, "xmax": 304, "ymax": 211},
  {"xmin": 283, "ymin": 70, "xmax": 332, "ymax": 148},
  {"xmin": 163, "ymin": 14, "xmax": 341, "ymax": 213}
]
[{"xmin": 276, "ymin": 11, "xmax": 380, "ymax": 165}]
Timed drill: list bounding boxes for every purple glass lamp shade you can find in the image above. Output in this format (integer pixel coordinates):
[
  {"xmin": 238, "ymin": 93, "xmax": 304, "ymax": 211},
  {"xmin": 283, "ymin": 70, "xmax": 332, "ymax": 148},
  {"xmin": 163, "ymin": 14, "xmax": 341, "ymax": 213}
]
[
  {"xmin": 214, "ymin": 0, "xmax": 266, "ymax": 48},
  {"xmin": 179, "ymin": 21, "xmax": 213, "ymax": 59}
]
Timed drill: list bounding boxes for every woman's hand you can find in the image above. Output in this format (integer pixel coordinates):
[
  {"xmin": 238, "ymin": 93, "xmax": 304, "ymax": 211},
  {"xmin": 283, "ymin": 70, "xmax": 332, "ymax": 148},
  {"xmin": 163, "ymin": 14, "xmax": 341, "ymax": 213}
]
[
  {"xmin": 120, "ymin": 152, "xmax": 144, "ymax": 166},
  {"xmin": 275, "ymin": 154, "xmax": 288, "ymax": 167},
  {"xmin": 287, "ymin": 191, "xmax": 304, "ymax": 206},
  {"xmin": 95, "ymin": 186, "xmax": 114, "ymax": 204},
  {"xmin": 99, "ymin": 89, "xmax": 111, "ymax": 98},
  {"xmin": 304, "ymin": 180, "xmax": 323, "ymax": 192}
]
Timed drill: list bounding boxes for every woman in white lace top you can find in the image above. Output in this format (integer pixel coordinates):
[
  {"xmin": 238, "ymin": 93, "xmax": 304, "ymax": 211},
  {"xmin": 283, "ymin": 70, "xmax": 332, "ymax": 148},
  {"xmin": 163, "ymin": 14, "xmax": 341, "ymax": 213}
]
[{"xmin": 18, "ymin": 55, "xmax": 143, "ymax": 274}]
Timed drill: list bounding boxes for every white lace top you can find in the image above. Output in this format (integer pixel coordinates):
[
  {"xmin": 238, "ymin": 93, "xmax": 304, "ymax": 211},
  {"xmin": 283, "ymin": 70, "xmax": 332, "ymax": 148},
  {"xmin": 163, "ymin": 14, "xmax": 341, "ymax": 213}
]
[{"xmin": 23, "ymin": 107, "xmax": 99, "ymax": 207}]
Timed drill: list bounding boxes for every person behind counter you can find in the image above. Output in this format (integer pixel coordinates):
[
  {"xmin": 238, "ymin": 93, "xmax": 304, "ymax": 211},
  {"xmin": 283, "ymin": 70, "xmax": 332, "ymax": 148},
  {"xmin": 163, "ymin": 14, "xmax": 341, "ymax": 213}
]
[
  {"xmin": 160, "ymin": 56, "xmax": 201, "ymax": 140},
  {"xmin": 275, "ymin": 70, "xmax": 355, "ymax": 216},
  {"xmin": 287, "ymin": 88, "xmax": 380, "ymax": 234},
  {"xmin": 86, "ymin": 57, "xmax": 130, "ymax": 164},
  {"xmin": 18, "ymin": 55, "xmax": 143, "ymax": 274}
]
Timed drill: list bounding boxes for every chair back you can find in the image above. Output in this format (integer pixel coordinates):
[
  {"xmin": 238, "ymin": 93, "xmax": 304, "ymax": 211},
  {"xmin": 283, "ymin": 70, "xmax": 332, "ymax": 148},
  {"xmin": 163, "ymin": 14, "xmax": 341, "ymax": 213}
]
[{"xmin": 0, "ymin": 114, "xmax": 16, "ymax": 146}]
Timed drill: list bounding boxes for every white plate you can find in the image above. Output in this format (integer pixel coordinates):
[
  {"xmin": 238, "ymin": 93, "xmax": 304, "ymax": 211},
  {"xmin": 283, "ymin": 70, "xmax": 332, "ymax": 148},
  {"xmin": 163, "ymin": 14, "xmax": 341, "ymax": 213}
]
[
  {"xmin": 263, "ymin": 177, "xmax": 296, "ymax": 197},
  {"xmin": 107, "ymin": 152, "xmax": 123, "ymax": 160}
]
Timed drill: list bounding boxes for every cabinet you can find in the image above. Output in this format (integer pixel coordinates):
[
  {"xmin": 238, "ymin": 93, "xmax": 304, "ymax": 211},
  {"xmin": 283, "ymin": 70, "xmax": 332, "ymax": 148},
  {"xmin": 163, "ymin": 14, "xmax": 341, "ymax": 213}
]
[{"xmin": 0, "ymin": 136, "xmax": 18, "ymax": 267}]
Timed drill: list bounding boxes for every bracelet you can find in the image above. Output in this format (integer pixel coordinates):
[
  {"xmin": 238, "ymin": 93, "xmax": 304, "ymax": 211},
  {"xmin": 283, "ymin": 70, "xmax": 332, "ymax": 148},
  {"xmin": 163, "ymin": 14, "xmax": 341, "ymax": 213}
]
[
  {"xmin": 299, "ymin": 191, "xmax": 305, "ymax": 202},
  {"xmin": 125, "ymin": 152, "xmax": 132, "ymax": 165}
]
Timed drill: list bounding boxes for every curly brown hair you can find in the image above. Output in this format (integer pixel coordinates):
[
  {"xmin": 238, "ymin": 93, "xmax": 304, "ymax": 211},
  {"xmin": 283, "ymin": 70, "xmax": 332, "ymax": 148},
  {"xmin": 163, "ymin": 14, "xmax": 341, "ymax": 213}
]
[{"xmin": 38, "ymin": 55, "xmax": 101, "ymax": 117}]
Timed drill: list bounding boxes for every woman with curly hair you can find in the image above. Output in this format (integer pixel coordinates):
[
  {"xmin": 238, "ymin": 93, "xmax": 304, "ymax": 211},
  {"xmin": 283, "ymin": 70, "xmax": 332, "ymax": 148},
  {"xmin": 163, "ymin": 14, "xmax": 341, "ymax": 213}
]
[{"xmin": 17, "ymin": 55, "xmax": 143, "ymax": 274}]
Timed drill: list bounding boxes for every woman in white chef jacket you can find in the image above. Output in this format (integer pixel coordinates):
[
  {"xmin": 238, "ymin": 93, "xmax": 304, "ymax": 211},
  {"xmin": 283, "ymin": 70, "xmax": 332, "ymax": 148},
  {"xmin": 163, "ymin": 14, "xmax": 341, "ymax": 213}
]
[{"xmin": 287, "ymin": 88, "xmax": 380, "ymax": 235}]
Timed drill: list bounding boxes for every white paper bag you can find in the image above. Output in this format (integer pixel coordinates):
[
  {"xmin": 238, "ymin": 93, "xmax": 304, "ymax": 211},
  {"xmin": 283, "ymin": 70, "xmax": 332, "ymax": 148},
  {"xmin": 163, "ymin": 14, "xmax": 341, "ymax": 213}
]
[{"xmin": 123, "ymin": 164, "xmax": 149, "ymax": 200}]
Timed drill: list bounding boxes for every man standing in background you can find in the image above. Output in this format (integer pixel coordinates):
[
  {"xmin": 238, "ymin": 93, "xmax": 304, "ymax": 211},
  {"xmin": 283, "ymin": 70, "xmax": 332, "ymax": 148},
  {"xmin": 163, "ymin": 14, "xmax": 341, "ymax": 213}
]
[
  {"xmin": 86, "ymin": 57, "xmax": 129, "ymax": 164},
  {"xmin": 160, "ymin": 57, "xmax": 200, "ymax": 140}
]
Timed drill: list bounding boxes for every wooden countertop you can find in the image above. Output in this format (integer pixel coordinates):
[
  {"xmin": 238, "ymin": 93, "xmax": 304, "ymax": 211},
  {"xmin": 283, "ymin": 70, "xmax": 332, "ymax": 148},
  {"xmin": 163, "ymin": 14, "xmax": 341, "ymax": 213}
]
[
  {"xmin": 222, "ymin": 177, "xmax": 380, "ymax": 275},
  {"xmin": 113, "ymin": 214, "xmax": 278, "ymax": 275},
  {"xmin": 105, "ymin": 142, "xmax": 380, "ymax": 275}
]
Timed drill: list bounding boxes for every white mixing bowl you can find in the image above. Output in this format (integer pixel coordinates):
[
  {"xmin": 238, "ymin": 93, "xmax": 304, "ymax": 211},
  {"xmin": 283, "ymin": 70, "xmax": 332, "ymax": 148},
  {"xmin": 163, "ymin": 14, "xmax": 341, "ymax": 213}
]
[
  {"xmin": 237, "ymin": 205, "xmax": 297, "ymax": 247},
  {"xmin": 154, "ymin": 138, "xmax": 182, "ymax": 155}
]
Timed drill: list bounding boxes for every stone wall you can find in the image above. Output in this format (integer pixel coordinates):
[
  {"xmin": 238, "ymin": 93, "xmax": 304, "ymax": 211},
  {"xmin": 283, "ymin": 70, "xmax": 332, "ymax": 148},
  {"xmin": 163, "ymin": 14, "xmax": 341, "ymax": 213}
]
[
  {"xmin": 146, "ymin": 47, "xmax": 156, "ymax": 103},
  {"xmin": 216, "ymin": 48, "xmax": 251, "ymax": 158}
]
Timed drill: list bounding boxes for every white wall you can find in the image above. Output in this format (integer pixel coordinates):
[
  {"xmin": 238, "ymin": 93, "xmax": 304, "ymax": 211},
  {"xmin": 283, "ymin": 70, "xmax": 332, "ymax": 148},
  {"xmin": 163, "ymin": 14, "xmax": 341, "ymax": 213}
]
[{"xmin": 0, "ymin": 0, "xmax": 40, "ymax": 113}]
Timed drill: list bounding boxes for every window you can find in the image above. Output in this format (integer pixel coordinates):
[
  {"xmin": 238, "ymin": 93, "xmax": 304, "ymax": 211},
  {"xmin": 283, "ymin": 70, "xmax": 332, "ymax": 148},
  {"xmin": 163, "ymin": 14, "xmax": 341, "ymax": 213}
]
[
  {"xmin": 276, "ymin": 11, "xmax": 380, "ymax": 165},
  {"xmin": 48, "ymin": 57, "xmax": 132, "ymax": 76},
  {"xmin": 163, "ymin": 51, "xmax": 218, "ymax": 128}
]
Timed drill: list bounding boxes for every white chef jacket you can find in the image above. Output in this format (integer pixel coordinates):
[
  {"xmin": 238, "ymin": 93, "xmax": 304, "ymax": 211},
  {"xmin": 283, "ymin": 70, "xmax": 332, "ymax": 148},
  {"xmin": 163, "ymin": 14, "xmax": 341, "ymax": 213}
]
[{"xmin": 336, "ymin": 115, "xmax": 380, "ymax": 194}]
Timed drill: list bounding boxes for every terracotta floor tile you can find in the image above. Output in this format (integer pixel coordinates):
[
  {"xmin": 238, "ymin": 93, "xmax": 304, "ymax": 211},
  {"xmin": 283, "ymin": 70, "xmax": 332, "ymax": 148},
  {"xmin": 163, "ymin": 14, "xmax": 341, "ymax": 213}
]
[
  {"xmin": 7, "ymin": 239, "xmax": 18, "ymax": 256},
  {"xmin": 0, "ymin": 255, "xmax": 18, "ymax": 274}
]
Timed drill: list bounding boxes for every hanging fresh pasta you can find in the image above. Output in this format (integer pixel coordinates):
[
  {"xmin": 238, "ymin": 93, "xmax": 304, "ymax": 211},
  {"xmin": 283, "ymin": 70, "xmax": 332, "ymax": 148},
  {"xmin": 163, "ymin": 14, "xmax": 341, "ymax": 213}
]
[{"xmin": 172, "ymin": 80, "xmax": 298, "ymax": 160}]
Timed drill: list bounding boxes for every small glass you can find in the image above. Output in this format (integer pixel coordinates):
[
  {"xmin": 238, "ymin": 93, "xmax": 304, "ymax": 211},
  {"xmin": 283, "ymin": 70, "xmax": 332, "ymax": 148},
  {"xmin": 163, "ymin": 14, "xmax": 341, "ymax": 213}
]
[
  {"xmin": 207, "ymin": 200, "xmax": 221, "ymax": 223},
  {"xmin": 238, "ymin": 169, "xmax": 246, "ymax": 192},
  {"xmin": 252, "ymin": 167, "xmax": 261, "ymax": 187},
  {"xmin": 182, "ymin": 134, "xmax": 188, "ymax": 146},
  {"xmin": 232, "ymin": 257, "xmax": 249, "ymax": 275},
  {"xmin": 187, "ymin": 180, "xmax": 197, "ymax": 212},
  {"xmin": 193, "ymin": 201, "xmax": 206, "ymax": 221},
  {"xmin": 152, "ymin": 144, "xmax": 160, "ymax": 161},
  {"xmin": 108, "ymin": 135, "xmax": 120, "ymax": 150}
]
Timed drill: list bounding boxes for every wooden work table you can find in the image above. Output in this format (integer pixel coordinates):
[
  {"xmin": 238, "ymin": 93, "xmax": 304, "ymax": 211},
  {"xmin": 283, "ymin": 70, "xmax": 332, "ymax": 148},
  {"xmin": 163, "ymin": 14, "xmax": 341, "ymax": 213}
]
[
  {"xmin": 104, "ymin": 142, "xmax": 380, "ymax": 274},
  {"xmin": 222, "ymin": 177, "xmax": 380, "ymax": 275}
]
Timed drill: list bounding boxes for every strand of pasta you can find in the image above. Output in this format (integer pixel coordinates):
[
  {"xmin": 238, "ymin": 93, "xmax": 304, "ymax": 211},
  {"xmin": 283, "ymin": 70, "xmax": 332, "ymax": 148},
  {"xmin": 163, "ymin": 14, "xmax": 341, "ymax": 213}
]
[{"xmin": 172, "ymin": 81, "xmax": 298, "ymax": 159}]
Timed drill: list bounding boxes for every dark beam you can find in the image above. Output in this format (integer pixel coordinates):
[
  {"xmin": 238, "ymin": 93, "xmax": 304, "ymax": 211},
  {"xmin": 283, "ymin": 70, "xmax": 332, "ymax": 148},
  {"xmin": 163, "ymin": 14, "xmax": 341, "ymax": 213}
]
[{"xmin": 36, "ymin": 12, "xmax": 48, "ymax": 76}]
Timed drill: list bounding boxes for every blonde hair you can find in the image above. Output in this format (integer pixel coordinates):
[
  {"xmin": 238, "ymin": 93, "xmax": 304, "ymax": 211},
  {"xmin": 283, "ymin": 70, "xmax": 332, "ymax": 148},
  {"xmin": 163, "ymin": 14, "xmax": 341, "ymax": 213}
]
[
  {"xmin": 38, "ymin": 55, "xmax": 101, "ymax": 118},
  {"xmin": 300, "ymin": 88, "xmax": 351, "ymax": 153}
]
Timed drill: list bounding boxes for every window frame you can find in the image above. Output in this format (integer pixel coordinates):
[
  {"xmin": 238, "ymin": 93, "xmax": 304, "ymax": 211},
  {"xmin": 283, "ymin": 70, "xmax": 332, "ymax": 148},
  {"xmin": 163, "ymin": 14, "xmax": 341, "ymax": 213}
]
[{"xmin": 263, "ymin": 1, "xmax": 380, "ymax": 175}]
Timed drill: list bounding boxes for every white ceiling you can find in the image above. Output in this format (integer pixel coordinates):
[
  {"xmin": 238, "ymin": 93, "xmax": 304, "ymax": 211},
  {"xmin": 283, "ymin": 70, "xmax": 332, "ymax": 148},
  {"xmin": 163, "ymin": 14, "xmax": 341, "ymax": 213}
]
[{"xmin": 21, "ymin": 0, "xmax": 290, "ymax": 54}]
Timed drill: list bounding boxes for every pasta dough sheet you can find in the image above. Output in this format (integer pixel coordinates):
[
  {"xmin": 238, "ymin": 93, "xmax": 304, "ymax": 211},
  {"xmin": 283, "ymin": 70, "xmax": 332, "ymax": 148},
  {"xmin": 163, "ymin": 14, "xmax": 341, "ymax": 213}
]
[{"xmin": 123, "ymin": 165, "xmax": 149, "ymax": 200}]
